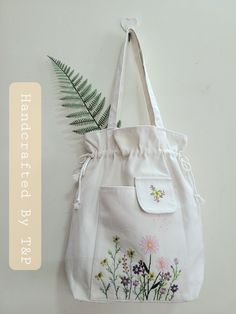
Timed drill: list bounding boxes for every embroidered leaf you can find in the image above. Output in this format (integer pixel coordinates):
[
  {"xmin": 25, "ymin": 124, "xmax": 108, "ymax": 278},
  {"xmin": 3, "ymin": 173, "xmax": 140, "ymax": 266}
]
[
  {"xmin": 143, "ymin": 261, "xmax": 150, "ymax": 274},
  {"xmin": 150, "ymin": 281, "xmax": 161, "ymax": 290}
]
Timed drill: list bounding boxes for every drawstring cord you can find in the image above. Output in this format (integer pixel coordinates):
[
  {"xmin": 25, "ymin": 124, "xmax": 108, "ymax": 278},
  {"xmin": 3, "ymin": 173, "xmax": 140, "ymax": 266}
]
[
  {"xmin": 73, "ymin": 153, "xmax": 95, "ymax": 210},
  {"xmin": 177, "ymin": 151, "xmax": 205, "ymax": 205}
]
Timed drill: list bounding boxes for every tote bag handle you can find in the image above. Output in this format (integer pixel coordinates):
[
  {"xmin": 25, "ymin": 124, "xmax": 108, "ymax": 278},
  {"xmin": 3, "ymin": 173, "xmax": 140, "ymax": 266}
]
[{"xmin": 108, "ymin": 27, "xmax": 164, "ymax": 129}]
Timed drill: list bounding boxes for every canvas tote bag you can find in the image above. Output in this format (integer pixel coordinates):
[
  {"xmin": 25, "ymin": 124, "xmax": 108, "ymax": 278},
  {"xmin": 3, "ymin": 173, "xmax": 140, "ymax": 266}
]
[{"xmin": 65, "ymin": 27, "xmax": 205, "ymax": 303}]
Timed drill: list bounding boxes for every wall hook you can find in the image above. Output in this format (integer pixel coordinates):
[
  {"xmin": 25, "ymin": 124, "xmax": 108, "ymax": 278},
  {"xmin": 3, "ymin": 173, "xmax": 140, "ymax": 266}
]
[{"xmin": 120, "ymin": 17, "xmax": 138, "ymax": 32}]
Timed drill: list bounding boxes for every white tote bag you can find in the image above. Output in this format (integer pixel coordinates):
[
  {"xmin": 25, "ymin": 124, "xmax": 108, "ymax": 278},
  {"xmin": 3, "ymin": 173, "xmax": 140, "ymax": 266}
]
[{"xmin": 65, "ymin": 27, "xmax": 205, "ymax": 303}]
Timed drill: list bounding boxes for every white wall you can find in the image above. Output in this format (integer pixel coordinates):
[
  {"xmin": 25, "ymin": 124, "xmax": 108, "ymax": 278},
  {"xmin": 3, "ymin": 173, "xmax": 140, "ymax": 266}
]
[{"xmin": 1, "ymin": 0, "xmax": 236, "ymax": 313}]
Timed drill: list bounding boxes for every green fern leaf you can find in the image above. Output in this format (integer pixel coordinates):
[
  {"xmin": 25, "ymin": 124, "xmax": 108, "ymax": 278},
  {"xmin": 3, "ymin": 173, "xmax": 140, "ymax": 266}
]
[
  {"xmin": 80, "ymin": 84, "xmax": 92, "ymax": 97},
  {"xmin": 70, "ymin": 117, "xmax": 95, "ymax": 125},
  {"xmin": 92, "ymin": 97, "xmax": 105, "ymax": 117},
  {"xmin": 87, "ymin": 92, "xmax": 101, "ymax": 110},
  {"xmin": 61, "ymin": 103, "xmax": 84, "ymax": 109},
  {"xmin": 84, "ymin": 89, "xmax": 97, "ymax": 102},
  {"xmin": 48, "ymin": 55, "xmax": 114, "ymax": 134},
  {"xmin": 98, "ymin": 105, "xmax": 111, "ymax": 127},
  {"xmin": 77, "ymin": 79, "xmax": 87, "ymax": 91},
  {"xmin": 73, "ymin": 125, "xmax": 100, "ymax": 134},
  {"xmin": 60, "ymin": 96, "xmax": 79, "ymax": 100},
  {"xmin": 66, "ymin": 110, "xmax": 90, "ymax": 118}
]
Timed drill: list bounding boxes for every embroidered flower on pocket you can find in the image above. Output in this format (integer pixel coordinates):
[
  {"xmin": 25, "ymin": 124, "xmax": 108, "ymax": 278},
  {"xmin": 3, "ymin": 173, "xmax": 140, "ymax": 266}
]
[
  {"xmin": 94, "ymin": 235, "xmax": 181, "ymax": 301},
  {"xmin": 150, "ymin": 185, "xmax": 165, "ymax": 202}
]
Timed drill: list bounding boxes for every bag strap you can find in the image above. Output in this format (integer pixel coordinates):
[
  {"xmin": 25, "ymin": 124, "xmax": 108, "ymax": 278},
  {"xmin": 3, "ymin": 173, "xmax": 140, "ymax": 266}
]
[{"xmin": 108, "ymin": 27, "xmax": 164, "ymax": 129}]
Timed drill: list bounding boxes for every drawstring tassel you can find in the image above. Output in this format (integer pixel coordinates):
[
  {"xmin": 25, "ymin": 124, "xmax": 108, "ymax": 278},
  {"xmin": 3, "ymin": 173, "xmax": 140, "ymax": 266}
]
[{"xmin": 73, "ymin": 153, "xmax": 94, "ymax": 210}]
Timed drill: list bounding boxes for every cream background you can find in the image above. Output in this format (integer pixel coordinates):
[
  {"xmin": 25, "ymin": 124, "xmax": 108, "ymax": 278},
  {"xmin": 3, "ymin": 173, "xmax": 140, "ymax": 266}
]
[{"xmin": 0, "ymin": 0, "xmax": 236, "ymax": 313}]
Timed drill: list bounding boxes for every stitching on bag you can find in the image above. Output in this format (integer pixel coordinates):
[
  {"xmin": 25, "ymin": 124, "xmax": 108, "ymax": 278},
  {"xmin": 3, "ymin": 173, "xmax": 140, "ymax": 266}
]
[
  {"xmin": 89, "ymin": 189, "xmax": 102, "ymax": 300},
  {"xmin": 88, "ymin": 124, "xmax": 187, "ymax": 139},
  {"xmin": 100, "ymin": 186, "xmax": 135, "ymax": 190},
  {"xmin": 135, "ymin": 176, "xmax": 171, "ymax": 180}
]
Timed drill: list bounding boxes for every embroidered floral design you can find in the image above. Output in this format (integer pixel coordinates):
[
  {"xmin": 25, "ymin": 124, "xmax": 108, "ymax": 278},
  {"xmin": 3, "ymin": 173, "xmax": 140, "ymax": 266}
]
[
  {"xmin": 150, "ymin": 185, "xmax": 165, "ymax": 202},
  {"xmin": 140, "ymin": 235, "xmax": 159, "ymax": 254},
  {"xmin": 155, "ymin": 257, "xmax": 169, "ymax": 272},
  {"xmin": 94, "ymin": 235, "xmax": 181, "ymax": 301}
]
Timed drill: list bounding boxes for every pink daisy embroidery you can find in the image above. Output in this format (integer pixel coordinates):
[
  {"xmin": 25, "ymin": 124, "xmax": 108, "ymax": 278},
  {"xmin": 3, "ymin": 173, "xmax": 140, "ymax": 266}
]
[
  {"xmin": 140, "ymin": 235, "xmax": 159, "ymax": 255},
  {"xmin": 155, "ymin": 257, "xmax": 169, "ymax": 272}
]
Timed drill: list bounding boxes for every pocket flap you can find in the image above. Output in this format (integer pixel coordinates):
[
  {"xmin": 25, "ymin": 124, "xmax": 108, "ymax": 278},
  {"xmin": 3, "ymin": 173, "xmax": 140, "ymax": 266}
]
[{"xmin": 134, "ymin": 176, "xmax": 178, "ymax": 214}]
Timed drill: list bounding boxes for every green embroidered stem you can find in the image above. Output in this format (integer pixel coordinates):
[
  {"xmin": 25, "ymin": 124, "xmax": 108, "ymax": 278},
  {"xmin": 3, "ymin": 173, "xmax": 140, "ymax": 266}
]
[
  {"xmin": 100, "ymin": 278, "xmax": 110, "ymax": 299},
  {"xmin": 128, "ymin": 255, "xmax": 133, "ymax": 299},
  {"xmin": 96, "ymin": 235, "xmax": 181, "ymax": 301},
  {"xmin": 165, "ymin": 264, "xmax": 181, "ymax": 301},
  {"xmin": 107, "ymin": 237, "xmax": 121, "ymax": 299},
  {"xmin": 145, "ymin": 254, "xmax": 152, "ymax": 299},
  {"xmin": 135, "ymin": 275, "xmax": 145, "ymax": 301}
]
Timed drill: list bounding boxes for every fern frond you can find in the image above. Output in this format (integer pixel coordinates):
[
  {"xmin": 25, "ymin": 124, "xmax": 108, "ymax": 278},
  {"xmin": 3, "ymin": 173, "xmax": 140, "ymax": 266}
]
[
  {"xmin": 92, "ymin": 97, "xmax": 105, "ymax": 117},
  {"xmin": 62, "ymin": 104, "xmax": 84, "ymax": 109},
  {"xmin": 48, "ymin": 55, "xmax": 113, "ymax": 134},
  {"xmin": 88, "ymin": 93, "xmax": 101, "ymax": 110},
  {"xmin": 98, "ymin": 105, "xmax": 111, "ymax": 128},
  {"xmin": 73, "ymin": 125, "xmax": 100, "ymax": 134},
  {"xmin": 66, "ymin": 110, "xmax": 90, "ymax": 118},
  {"xmin": 70, "ymin": 118, "xmax": 95, "ymax": 125}
]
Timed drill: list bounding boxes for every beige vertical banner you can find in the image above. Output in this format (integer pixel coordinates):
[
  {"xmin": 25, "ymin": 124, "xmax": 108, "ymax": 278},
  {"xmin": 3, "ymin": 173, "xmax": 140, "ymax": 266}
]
[{"xmin": 9, "ymin": 82, "xmax": 41, "ymax": 270}]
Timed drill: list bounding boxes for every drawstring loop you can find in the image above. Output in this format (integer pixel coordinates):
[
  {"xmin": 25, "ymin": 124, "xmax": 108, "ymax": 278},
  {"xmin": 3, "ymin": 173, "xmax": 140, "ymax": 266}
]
[
  {"xmin": 178, "ymin": 151, "xmax": 192, "ymax": 172},
  {"xmin": 73, "ymin": 152, "xmax": 95, "ymax": 210},
  {"xmin": 177, "ymin": 151, "xmax": 205, "ymax": 206}
]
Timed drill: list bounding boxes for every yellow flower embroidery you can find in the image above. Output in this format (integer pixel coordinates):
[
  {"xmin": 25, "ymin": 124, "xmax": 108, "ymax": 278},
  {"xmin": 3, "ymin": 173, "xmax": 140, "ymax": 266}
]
[
  {"xmin": 95, "ymin": 272, "xmax": 104, "ymax": 280},
  {"xmin": 100, "ymin": 258, "xmax": 108, "ymax": 266},
  {"xmin": 127, "ymin": 248, "xmax": 135, "ymax": 258},
  {"xmin": 112, "ymin": 235, "xmax": 120, "ymax": 244}
]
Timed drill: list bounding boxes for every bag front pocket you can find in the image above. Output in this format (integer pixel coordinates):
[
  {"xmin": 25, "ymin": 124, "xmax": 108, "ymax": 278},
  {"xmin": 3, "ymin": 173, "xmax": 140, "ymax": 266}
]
[
  {"xmin": 90, "ymin": 184, "xmax": 188, "ymax": 302},
  {"xmin": 135, "ymin": 176, "xmax": 179, "ymax": 214}
]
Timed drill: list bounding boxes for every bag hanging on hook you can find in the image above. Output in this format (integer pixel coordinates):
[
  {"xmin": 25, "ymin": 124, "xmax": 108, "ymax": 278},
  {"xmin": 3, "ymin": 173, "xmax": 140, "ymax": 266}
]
[{"xmin": 65, "ymin": 24, "xmax": 205, "ymax": 303}]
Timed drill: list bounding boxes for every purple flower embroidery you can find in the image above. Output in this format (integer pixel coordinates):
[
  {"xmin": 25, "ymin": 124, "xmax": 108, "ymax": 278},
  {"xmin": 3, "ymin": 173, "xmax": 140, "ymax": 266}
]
[
  {"xmin": 164, "ymin": 272, "xmax": 171, "ymax": 281},
  {"xmin": 133, "ymin": 264, "xmax": 140, "ymax": 274},
  {"xmin": 122, "ymin": 254, "xmax": 129, "ymax": 273},
  {"xmin": 150, "ymin": 185, "xmax": 165, "ymax": 202},
  {"xmin": 95, "ymin": 235, "xmax": 181, "ymax": 301},
  {"xmin": 170, "ymin": 284, "xmax": 178, "ymax": 293},
  {"xmin": 132, "ymin": 260, "xmax": 145, "ymax": 275},
  {"xmin": 120, "ymin": 276, "xmax": 130, "ymax": 286},
  {"xmin": 160, "ymin": 287, "xmax": 167, "ymax": 295},
  {"xmin": 133, "ymin": 280, "xmax": 139, "ymax": 287}
]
